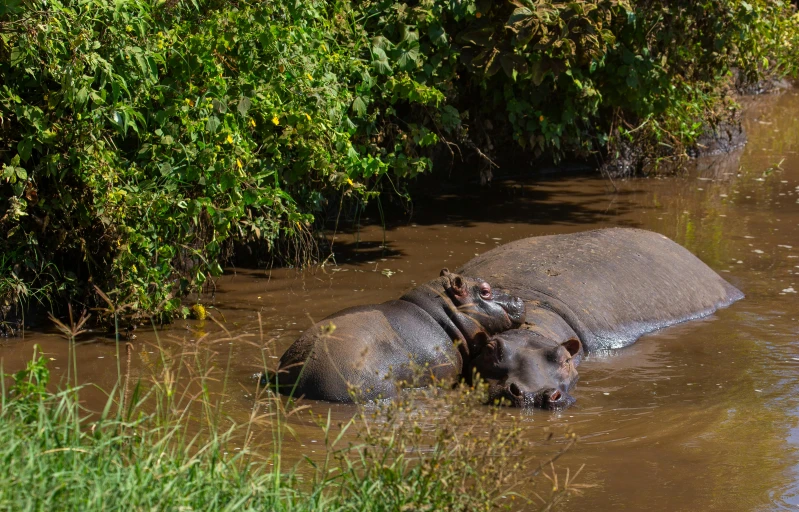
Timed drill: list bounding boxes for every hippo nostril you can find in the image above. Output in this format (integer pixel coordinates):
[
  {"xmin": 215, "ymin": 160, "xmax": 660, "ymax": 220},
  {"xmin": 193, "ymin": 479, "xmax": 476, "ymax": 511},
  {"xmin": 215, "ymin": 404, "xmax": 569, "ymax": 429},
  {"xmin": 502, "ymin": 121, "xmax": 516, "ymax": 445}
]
[{"xmin": 509, "ymin": 383, "xmax": 522, "ymax": 397}]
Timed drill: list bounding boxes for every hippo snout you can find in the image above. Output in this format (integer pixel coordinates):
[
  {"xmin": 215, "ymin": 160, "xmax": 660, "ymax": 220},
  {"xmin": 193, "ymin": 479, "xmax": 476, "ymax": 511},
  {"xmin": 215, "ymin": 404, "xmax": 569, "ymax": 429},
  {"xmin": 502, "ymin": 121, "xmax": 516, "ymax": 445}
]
[
  {"xmin": 531, "ymin": 387, "xmax": 576, "ymax": 410},
  {"xmin": 499, "ymin": 383, "xmax": 576, "ymax": 410},
  {"xmin": 499, "ymin": 295, "xmax": 526, "ymax": 327}
]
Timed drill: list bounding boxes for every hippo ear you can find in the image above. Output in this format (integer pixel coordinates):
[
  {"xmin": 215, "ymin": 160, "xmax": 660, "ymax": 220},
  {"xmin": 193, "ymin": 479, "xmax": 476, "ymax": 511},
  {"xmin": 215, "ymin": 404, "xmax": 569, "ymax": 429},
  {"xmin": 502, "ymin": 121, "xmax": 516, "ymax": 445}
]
[
  {"xmin": 443, "ymin": 270, "xmax": 468, "ymax": 298},
  {"xmin": 561, "ymin": 338, "xmax": 582, "ymax": 357},
  {"xmin": 451, "ymin": 275, "xmax": 467, "ymax": 296}
]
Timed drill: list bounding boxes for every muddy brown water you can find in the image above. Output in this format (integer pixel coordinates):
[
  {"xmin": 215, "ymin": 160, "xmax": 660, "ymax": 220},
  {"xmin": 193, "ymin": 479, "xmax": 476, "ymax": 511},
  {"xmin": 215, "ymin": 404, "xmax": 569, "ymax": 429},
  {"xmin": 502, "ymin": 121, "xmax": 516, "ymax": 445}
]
[{"xmin": 5, "ymin": 89, "xmax": 799, "ymax": 510}]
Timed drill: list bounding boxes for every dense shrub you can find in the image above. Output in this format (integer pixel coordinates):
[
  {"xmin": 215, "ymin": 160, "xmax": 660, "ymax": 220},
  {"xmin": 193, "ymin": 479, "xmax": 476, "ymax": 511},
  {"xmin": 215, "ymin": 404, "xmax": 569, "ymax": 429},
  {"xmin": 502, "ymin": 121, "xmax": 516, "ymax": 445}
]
[
  {"xmin": 354, "ymin": 0, "xmax": 799, "ymax": 172},
  {"xmin": 1, "ymin": 0, "xmax": 414, "ymax": 321},
  {"xmin": 1, "ymin": 0, "xmax": 798, "ymax": 322}
]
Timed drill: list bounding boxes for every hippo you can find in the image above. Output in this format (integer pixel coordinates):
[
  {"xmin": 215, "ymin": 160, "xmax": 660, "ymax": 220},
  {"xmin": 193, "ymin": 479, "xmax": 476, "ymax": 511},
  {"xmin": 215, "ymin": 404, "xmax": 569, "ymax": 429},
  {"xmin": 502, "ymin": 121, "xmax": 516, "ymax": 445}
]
[
  {"xmin": 467, "ymin": 328, "xmax": 582, "ymax": 410},
  {"xmin": 273, "ymin": 269, "xmax": 525, "ymax": 402},
  {"xmin": 459, "ymin": 228, "xmax": 744, "ymax": 353}
]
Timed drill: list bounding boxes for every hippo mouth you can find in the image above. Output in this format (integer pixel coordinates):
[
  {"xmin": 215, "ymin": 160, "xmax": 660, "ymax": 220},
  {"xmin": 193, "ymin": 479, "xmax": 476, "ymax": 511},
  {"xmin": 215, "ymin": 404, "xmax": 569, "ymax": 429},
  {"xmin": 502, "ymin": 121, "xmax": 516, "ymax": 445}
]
[{"xmin": 492, "ymin": 383, "xmax": 576, "ymax": 410}]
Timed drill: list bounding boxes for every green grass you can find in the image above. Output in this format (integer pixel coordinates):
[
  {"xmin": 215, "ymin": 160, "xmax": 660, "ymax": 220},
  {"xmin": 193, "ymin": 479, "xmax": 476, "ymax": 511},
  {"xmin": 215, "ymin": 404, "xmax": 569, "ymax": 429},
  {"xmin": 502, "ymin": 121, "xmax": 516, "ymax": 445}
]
[{"xmin": 0, "ymin": 319, "xmax": 584, "ymax": 511}]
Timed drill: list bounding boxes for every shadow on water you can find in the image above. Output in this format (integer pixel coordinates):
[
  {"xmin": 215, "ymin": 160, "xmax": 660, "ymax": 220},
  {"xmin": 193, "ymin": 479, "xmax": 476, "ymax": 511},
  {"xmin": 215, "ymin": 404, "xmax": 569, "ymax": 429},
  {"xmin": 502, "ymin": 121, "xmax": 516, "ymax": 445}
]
[{"xmin": 3, "ymin": 89, "xmax": 799, "ymax": 510}]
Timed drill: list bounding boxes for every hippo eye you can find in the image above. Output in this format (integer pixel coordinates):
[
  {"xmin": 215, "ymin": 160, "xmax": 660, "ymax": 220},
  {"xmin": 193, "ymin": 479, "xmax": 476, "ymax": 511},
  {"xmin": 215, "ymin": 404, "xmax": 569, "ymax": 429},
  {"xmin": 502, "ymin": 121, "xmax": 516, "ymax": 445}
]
[{"xmin": 479, "ymin": 283, "xmax": 493, "ymax": 300}]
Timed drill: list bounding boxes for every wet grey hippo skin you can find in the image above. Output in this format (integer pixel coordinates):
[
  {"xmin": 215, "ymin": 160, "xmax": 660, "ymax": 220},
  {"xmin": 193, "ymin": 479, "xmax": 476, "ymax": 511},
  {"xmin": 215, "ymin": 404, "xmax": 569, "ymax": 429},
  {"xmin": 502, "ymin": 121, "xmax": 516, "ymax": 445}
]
[
  {"xmin": 459, "ymin": 228, "xmax": 744, "ymax": 352},
  {"xmin": 274, "ymin": 269, "xmax": 525, "ymax": 402},
  {"xmin": 467, "ymin": 329, "xmax": 581, "ymax": 410}
]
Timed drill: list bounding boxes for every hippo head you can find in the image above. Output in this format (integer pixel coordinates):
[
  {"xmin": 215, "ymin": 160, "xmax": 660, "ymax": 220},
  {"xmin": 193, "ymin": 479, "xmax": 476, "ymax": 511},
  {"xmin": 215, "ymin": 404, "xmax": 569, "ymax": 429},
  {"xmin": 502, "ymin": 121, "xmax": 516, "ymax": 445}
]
[
  {"xmin": 471, "ymin": 330, "xmax": 581, "ymax": 410},
  {"xmin": 399, "ymin": 269, "xmax": 525, "ymax": 357},
  {"xmin": 438, "ymin": 268, "xmax": 525, "ymax": 349}
]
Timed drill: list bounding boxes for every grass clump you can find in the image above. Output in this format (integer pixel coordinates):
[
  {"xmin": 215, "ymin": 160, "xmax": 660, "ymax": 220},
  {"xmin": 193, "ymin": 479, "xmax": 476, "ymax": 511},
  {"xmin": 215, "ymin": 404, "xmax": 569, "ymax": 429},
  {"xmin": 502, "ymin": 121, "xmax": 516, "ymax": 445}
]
[{"xmin": 0, "ymin": 317, "xmax": 584, "ymax": 511}]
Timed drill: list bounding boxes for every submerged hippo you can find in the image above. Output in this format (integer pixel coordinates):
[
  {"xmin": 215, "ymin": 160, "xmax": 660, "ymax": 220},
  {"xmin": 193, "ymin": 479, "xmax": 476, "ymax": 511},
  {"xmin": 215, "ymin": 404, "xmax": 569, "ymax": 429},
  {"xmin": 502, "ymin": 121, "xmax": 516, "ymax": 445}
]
[
  {"xmin": 273, "ymin": 269, "xmax": 525, "ymax": 402},
  {"xmin": 467, "ymin": 329, "xmax": 581, "ymax": 410},
  {"xmin": 459, "ymin": 228, "xmax": 744, "ymax": 352}
]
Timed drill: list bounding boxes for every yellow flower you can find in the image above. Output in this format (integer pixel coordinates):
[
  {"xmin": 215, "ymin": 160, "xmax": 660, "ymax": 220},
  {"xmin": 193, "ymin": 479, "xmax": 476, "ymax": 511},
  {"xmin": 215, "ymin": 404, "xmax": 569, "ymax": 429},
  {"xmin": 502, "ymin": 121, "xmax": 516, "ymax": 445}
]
[
  {"xmin": 304, "ymin": 113, "xmax": 311, "ymax": 121},
  {"xmin": 132, "ymin": 265, "xmax": 138, "ymax": 273},
  {"xmin": 346, "ymin": 178, "xmax": 354, "ymax": 186},
  {"xmin": 236, "ymin": 158, "xmax": 243, "ymax": 169},
  {"xmin": 191, "ymin": 304, "xmax": 207, "ymax": 320},
  {"xmin": 184, "ymin": 98, "xmax": 194, "ymax": 106},
  {"xmin": 539, "ymin": 115, "xmax": 545, "ymax": 122},
  {"xmin": 271, "ymin": 116, "xmax": 280, "ymax": 126},
  {"xmin": 306, "ymin": 73, "xmax": 313, "ymax": 81},
  {"xmin": 226, "ymin": 134, "xmax": 234, "ymax": 144},
  {"xmin": 250, "ymin": 118, "xmax": 256, "ymax": 127}
]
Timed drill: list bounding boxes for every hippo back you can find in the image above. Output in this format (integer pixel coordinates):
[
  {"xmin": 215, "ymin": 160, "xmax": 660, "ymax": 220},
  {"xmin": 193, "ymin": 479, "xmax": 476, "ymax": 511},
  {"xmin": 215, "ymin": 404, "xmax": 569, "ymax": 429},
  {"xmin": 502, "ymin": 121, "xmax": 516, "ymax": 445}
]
[{"xmin": 459, "ymin": 228, "xmax": 743, "ymax": 351}]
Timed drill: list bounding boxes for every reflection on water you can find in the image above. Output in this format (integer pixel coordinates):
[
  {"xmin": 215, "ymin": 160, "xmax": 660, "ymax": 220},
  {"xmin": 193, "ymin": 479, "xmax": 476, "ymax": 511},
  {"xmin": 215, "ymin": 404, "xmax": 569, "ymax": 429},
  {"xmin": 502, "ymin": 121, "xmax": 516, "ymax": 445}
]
[{"xmin": 3, "ymin": 89, "xmax": 799, "ymax": 510}]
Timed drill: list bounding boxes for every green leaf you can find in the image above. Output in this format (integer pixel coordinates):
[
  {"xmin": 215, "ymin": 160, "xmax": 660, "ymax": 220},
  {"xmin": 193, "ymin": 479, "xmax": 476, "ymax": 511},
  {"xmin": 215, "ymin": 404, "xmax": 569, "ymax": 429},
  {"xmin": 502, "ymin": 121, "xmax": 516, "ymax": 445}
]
[
  {"xmin": 237, "ymin": 97, "xmax": 252, "ymax": 117},
  {"xmin": 458, "ymin": 27, "xmax": 495, "ymax": 47},
  {"xmin": 500, "ymin": 54, "xmax": 528, "ymax": 78},
  {"xmin": 508, "ymin": 6, "xmax": 533, "ymax": 25},
  {"xmin": 206, "ymin": 116, "xmax": 221, "ymax": 134},
  {"xmin": 243, "ymin": 189, "xmax": 259, "ymax": 206},
  {"xmin": 212, "ymin": 99, "xmax": 228, "ymax": 114},
  {"xmin": 372, "ymin": 47, "xmax": 392, "ymax": 75},
  {"xmin": 471, "ymin": 47, "xmax": 502, "ymax": 77},
  {"xmin": 17, "ymin": 138, "xmax": 33, "ymax": 162},
  {"xmin": 440, "ymin": 105, "xmax": 460, "ymax": 132},
  {"xmin": 15, "ymin": 167, "xmax": 27, "ymax": 181},
  {"xmin": 400, "ymin": 25, "xmax": 419, "ymax": 44},
  {"xmin": 10, "ymin": 47, "xmax": 24, "ymax": 67},
  {"xmin": 220, "ymin": 172, "xmax": 236, "ymax": 191},
  {"xmin": 352, "ymin": 97, "xmax": 367, "ymax": 117},
  {"xmin": 371, "ymin": 36, "xmax": 393, "ymax": 51},
  {"xmin": 395, "ymin": 42, "xmax": 421, "ymax": 71},
  {"xmin": 76, "ymin": 87, "xmax": 89, "ymax": 107},
  {"xmin": 428, "ymin": 24, "xmax": 448, "ymax": 46}
]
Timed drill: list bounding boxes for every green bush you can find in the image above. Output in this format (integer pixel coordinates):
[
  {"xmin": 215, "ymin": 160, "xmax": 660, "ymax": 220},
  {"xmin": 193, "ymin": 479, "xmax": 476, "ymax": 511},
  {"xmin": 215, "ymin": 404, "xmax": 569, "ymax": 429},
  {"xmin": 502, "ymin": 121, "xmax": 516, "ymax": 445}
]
[
  {"xmin": 355, "ymin": 0, "xmax": 799, "ymax": 165},
  {"xmin": 1, "ymin": 0, "xmax": 421, "ymax": 321},
  {"xmin": 2, "ymin": 0, "xmax": 798, "ymax": 321}
]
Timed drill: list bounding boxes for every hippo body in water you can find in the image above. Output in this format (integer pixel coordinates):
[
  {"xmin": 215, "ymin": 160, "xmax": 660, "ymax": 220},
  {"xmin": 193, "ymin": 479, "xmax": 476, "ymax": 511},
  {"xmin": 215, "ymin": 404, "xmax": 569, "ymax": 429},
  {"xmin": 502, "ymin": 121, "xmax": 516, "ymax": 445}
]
[
  {"xmin": 459, "ymin": 228, "xmax": 744, "ymax": 353},
  {"xmin": 275, "ymin": 270, "xmax": 525, "ymax": 402}
]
